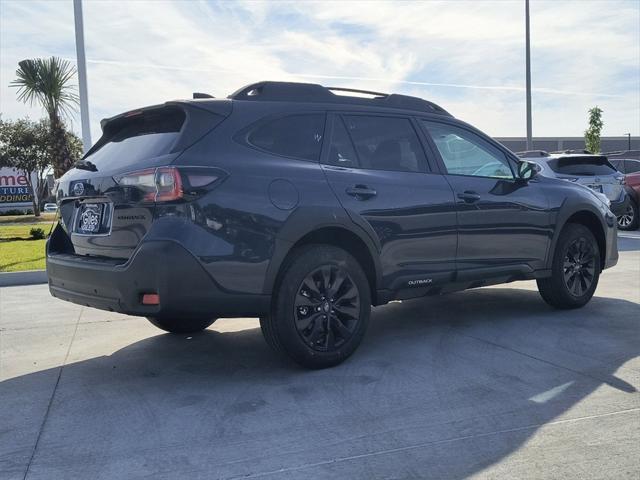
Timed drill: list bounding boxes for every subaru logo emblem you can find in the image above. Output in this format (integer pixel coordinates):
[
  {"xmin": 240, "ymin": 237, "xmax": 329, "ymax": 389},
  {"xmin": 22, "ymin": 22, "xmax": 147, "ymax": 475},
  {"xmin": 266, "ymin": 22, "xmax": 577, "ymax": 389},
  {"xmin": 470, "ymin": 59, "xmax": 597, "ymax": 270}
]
[{"xmin": 73, "ymin": 182, "xmax": 85, "ymax": 196}]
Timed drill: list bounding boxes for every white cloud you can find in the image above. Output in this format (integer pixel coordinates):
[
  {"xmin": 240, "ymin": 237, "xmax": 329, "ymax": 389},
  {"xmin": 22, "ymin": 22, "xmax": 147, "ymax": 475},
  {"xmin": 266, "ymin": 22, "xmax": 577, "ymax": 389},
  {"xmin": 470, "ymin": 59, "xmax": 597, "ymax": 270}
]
[{"xmin": 0, "ymin": 0, "xmax": 638, "ymax": 141}]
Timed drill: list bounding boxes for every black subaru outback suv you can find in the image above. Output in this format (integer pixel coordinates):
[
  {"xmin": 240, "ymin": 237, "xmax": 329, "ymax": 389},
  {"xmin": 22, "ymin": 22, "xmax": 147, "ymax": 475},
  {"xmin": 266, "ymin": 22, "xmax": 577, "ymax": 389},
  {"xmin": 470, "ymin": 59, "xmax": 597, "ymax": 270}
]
[{"xmin": 48, "ymin": 81, "xmax": 618, "ymax": 368}]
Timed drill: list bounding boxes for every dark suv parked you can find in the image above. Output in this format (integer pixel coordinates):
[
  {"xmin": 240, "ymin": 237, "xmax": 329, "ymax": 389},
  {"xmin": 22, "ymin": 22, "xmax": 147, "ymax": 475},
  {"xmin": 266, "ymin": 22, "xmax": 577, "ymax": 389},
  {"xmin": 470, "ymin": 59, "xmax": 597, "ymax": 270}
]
[{"xmin": 48, "ymin": 81, "xmax": 618, "ymax": 368}]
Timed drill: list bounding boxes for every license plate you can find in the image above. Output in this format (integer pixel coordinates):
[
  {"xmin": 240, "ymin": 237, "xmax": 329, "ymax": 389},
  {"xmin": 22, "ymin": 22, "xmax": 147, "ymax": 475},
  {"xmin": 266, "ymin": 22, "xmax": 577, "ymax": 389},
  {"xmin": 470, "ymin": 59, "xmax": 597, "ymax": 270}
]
[
  {"xmin": 588, "ymin": 184, "xmax": 603, "ymax": 193},
  {"xmin": 77, "ymin": 203, "xmax": 103, "ymax": 234}
]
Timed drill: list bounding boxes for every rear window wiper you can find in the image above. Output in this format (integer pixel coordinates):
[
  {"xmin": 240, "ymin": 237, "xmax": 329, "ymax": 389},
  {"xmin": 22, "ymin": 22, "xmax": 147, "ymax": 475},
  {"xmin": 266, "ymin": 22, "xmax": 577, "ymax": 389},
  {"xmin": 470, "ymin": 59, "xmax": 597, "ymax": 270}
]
[{"xmin": 74, "ymin": 159, "xmax": 98, "ymax": 172}]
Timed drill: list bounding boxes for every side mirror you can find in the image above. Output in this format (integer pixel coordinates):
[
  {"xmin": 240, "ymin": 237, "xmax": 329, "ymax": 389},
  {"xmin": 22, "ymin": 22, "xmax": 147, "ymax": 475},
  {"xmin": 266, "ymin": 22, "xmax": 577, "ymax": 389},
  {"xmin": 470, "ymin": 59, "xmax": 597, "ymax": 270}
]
[{"xmin": 517, "ymin": 161, "xmax": 540, "ymax": 181}]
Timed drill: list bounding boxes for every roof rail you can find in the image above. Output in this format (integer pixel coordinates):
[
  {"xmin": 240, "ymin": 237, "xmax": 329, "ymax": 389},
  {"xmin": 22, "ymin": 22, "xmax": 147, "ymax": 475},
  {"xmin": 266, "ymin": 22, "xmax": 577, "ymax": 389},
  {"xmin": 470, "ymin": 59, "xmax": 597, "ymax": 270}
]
[
  {"xmin": 327, "ymin": 86, "xmax": 388, "ymax": 98},
  {"xmin": 193, "ymin": 92, "xmax": 214, "ymax": 99},
  {"xmin": 228, "ymin": 81, "xmax": 451, "ymax": 116}
]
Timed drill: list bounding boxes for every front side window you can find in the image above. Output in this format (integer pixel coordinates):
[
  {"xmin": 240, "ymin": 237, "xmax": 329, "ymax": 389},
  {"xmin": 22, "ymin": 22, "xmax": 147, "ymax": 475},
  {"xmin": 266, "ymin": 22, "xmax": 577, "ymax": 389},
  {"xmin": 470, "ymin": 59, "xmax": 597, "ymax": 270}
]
[
  {"xmin": 341, "ymin": 115, "xmax": 426, "ymax": 173},
  {"xmin": 247, "ymin": 114, "xmax": 325, "ymax": 161},
  {"xmin": 423, "ymin": 121, "xmax": 514, "ymax": 179}
]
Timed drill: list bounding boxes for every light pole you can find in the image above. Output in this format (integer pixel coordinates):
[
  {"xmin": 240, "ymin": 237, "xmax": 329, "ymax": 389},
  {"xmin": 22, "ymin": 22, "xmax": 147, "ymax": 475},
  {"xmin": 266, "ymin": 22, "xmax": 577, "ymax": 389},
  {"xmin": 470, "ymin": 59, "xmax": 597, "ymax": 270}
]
[
  {"xmin": 525, "ymin": 0, "xmax": 532, "ymax": 150},
  {"xmin": 73, "ymin": 0, "xmax": 91, "ymax": 152},
  {"xmin": 624, "ymin": 133, "xmax": 631, "ymax": 151}
]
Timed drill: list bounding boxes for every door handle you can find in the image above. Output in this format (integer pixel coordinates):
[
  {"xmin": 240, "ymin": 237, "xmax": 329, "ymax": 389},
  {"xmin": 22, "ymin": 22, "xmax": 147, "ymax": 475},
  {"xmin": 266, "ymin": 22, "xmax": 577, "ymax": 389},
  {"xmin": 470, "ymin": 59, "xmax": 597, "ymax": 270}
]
[
  {"xmin": 457, "ymin": 191, "xmax": 481, "ymax": 203},
  {"xmin": 346, "ymin": 185, "xmax": 377, "ymax": 200}
]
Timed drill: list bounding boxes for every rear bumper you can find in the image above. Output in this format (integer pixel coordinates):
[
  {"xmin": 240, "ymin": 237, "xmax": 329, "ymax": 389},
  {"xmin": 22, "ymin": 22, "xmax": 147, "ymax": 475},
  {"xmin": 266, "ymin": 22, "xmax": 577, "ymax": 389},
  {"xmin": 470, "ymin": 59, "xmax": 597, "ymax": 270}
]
[{"xmin": 47, "ymin": 239, "xmax": 270, "ymax": 318}]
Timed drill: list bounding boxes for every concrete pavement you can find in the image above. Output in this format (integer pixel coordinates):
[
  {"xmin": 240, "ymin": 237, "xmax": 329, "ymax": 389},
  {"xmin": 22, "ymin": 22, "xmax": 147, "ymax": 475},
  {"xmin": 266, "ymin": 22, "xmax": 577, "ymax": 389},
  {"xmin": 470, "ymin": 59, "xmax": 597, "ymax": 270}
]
[{"xmin": 1, "ymin": 234, "xmax": 639, "ymax": 479}]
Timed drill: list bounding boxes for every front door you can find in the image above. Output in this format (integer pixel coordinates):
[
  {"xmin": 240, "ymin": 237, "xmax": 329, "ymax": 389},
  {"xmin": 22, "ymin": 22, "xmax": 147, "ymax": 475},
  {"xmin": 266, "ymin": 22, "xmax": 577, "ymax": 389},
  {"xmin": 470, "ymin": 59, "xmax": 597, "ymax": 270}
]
[
  {"xmin": 421, "ymin": 120, "xmax": 551, "ymax": 278},
  {"xmin": 322, "ymin": 113, "xmax": 457, "ymax": 291}
]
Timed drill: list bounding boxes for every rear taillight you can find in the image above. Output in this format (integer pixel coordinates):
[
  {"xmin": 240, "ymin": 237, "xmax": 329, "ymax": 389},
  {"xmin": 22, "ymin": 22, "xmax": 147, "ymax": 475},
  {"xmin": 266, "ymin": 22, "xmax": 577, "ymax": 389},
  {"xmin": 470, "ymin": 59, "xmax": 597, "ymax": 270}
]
[
  {"xmin": 115, "ymin": 166, "xmax": 223, "ymax": 203},
  {"xmin": 155, "ymin": 167, "xmax": 183, "ymax": 201}
]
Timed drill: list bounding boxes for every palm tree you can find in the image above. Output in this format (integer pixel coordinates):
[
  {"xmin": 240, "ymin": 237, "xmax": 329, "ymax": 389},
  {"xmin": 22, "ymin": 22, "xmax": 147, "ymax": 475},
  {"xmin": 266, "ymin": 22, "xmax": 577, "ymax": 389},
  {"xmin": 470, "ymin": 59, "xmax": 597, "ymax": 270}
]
[{"xmin": 11, "ymin": 57, "xmax": 79, "ymax": 178}]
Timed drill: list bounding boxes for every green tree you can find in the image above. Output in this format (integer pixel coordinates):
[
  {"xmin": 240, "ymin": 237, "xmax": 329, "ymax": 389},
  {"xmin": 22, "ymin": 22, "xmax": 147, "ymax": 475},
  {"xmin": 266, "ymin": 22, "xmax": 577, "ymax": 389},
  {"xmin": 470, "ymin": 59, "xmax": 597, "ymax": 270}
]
[
  {"xmin": 11, "ymin": 56, "xmax": 79, "ymax": 178},
  {"xmin": 0, "ymin": 118, "xmax": 82, "ymax": 215},
  {"xmin": 0, "ymin": 118, "xmax": 49, "ymax": 216},
  {"xmin": 584, "ymin": 106, "xmax": 604, "ymax": 154}
]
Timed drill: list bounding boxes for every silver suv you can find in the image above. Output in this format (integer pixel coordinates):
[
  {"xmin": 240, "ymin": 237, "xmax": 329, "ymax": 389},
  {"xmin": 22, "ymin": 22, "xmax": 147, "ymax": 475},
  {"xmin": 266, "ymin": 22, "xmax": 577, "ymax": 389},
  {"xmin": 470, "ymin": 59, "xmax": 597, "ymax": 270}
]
[{"xmin": 516, "ymin": 151, "xmax": 627, "ymax": 216}]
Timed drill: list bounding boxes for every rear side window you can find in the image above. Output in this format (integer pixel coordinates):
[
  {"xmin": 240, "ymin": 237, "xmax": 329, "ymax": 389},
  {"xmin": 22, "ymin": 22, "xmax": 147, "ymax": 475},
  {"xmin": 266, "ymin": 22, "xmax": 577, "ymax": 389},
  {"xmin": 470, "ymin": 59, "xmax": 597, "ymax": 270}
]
[
  {"xmin": 340, "ymin": 115, "xmax": 426, "ymax": 172},
  {"xmin": 247, "ymin": 114, "xmax": 325, "ymax": 161},
  {"xmin": 547, "ymin": 157, "xmax": 617, "ymax": 176},
  {"xmin": 86, "ymin": 107, "xmax": 186, "ymax": 170}
]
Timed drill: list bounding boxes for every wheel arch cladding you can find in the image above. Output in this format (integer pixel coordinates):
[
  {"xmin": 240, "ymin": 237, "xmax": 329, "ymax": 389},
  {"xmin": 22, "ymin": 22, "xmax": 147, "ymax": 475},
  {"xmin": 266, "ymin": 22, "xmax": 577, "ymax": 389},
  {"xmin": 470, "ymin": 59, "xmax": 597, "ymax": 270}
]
[
  {"xmin": 562, "ymin": 210, "xmax": 606, "ymax": 270},
  {"xmin": 267, "ymin": 226, "xmax": 380, "ymax": 304}
]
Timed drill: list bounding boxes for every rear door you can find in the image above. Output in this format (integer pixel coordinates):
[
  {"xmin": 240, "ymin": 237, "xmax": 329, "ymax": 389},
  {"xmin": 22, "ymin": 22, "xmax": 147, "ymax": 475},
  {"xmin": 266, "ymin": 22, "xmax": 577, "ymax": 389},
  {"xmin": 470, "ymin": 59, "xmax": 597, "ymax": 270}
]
[
  {"xmin": 421, "ymin": 120, "xmax": 551, "ymax": 276},
  {"xmin": 321, "ymin": 113, "xmax": 457, "ymax": 291}
]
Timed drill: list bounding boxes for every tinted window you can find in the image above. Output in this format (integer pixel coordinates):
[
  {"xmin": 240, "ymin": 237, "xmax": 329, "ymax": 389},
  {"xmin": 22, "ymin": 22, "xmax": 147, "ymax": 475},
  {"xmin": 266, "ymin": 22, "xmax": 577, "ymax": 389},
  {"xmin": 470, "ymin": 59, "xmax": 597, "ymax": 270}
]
[
  {"xmin": 342, "ymin": 115, "xmax": 426, "ymax": 172},
  {"xmin": 625, "ymin": 159, "xmax": 640, "ymax": 173},
  {"xmin": 247, "ymin": 114, "xmax": 325, "ymax": 161},
  {"xmin": 546, "ymin": 157, "xmax": 617, "ymax": 176},
  {"xmin": 326, "ymin": 116, "xmax": 359, "ymax": 168},
  {"xmin": 423, "ymin": 121, "xmax": 513, "ymax": 178},
  {"xmin": 86, "ymin": 107, "xmax": 186, "ymax": 170}
]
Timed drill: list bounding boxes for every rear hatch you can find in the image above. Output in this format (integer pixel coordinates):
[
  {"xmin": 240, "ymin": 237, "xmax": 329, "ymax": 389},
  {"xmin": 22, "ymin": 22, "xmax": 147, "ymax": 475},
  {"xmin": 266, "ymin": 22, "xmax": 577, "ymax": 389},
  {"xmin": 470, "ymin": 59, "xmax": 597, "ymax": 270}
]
[
  {"xmin": 546, "ymin": 155, "xmax": 625, "ymax": 201},
  {"xmin": 53, "ymin": 100, "xmax": 230, "ymax": 259}
]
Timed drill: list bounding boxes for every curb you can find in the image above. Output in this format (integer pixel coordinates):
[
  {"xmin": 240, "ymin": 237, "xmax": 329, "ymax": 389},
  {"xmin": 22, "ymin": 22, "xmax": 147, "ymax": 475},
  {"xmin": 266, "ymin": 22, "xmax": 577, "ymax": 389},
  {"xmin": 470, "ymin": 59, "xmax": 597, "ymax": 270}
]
[{"xmin": 0, "ymin": 270, "xmax": 48, "ymax": 287}]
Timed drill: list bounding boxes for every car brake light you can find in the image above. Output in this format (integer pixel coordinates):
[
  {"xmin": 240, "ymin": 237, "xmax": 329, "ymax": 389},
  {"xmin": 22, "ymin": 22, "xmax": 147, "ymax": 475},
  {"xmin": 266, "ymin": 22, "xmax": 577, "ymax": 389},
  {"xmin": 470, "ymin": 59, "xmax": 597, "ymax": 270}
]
[{"xmin": 115, "ymin": 166, "xmax": 222, "ymax": 203}]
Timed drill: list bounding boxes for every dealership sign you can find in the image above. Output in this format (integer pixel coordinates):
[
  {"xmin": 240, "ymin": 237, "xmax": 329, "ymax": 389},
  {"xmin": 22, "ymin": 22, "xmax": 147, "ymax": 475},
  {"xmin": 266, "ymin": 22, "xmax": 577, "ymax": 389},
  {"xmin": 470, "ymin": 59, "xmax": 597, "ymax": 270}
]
[{"xmin": 0, "ymin": 167, "xmax": 37, "ymax": 210}]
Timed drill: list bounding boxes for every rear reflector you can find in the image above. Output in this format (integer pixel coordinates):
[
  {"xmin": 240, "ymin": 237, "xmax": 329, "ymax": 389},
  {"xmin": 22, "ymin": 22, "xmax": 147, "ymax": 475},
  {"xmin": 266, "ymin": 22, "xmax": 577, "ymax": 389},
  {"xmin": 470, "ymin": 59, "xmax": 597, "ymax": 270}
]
[{"xmin": 142, "ymin": 293, "xmax": 160, "ymax": 305}]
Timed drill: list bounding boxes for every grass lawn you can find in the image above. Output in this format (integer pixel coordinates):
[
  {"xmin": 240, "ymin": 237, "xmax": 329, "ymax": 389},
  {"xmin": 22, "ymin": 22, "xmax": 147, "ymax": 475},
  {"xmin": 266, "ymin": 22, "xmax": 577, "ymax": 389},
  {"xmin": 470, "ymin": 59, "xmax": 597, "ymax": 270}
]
[{"xmin": 0, "ymin": 222, "xmax": 55, "ymax": 272}]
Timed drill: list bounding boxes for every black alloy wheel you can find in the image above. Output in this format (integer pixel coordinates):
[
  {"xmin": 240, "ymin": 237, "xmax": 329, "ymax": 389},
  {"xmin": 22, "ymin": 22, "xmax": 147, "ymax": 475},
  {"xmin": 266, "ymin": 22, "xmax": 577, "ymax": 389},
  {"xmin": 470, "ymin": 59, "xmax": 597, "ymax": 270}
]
[
  {"xmin": 537, "ymin": 223, "xmax": 600, "ymax": 309},
  {"xmin": 294, "ymin": 264, "xmax": 361, "ymax": 352},
  {"xmin": 562, "ymin": 237, "xmax": 597, "ymax": 297},
  {"xmin": 260, "ymin": 244, "xmax": 371, "ymax": 369}
]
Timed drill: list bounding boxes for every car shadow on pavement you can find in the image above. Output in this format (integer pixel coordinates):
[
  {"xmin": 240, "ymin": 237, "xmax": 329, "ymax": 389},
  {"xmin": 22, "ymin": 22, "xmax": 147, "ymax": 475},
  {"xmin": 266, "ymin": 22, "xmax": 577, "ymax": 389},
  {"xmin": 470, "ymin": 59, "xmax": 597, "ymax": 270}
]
[{"xmin": 1, "ymin": 287, "xmax": 638, "ymax": 479}]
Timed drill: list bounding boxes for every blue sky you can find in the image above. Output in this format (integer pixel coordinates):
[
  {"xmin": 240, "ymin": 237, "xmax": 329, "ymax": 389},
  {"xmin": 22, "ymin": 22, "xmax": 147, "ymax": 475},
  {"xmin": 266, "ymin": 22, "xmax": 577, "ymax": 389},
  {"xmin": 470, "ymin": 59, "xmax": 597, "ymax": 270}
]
[{"xmin": 1, "ymin": 0, "xmax": 638, "ymax": 143}]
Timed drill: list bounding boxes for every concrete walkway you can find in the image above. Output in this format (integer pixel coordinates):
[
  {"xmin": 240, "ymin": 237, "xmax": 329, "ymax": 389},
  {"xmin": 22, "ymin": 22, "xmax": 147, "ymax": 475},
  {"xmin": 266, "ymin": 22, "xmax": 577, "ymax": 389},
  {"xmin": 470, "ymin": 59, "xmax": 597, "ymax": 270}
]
[{"xmin": 1, "ymin": 235, "xmax": 638, "ymax": 479}]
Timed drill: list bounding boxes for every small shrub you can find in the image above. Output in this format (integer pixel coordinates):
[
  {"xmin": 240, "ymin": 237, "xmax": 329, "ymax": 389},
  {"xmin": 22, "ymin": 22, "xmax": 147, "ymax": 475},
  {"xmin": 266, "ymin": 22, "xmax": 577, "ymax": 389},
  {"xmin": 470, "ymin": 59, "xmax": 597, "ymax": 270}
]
[{"xmin": 30, "ymin": 227, "xmax": 46, "ymax": 240}]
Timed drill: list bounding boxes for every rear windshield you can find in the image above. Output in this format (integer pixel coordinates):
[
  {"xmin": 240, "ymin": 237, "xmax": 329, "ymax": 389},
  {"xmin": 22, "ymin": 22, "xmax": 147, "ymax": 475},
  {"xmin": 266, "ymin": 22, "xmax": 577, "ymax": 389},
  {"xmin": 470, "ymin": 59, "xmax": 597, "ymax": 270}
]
[
  {"xmin": 547, "ymin": 156, "xmax": 616, "ymax": 176},
  {"xmin": 85, "ymin": 107, "xmax": 186, "ymax": 170}
]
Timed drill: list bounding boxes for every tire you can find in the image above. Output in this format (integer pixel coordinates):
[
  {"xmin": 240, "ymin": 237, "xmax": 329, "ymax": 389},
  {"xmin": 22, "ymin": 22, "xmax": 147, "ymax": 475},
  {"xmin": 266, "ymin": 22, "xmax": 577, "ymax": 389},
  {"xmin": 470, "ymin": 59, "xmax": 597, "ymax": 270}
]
[
  {"xmin": 146, "ymin": 316, "xmax": 217, "ymax": 334},
  {"xmin": 260, "ymin": 245, "xmax": 371, "ymax": 369},
  {"xmin": 617, "ymin": 199, "xmax": 639, "ymax": 231},
  {"xmin": 537, "ymin": 223, "xmax": 601, "ymax": 309}
]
